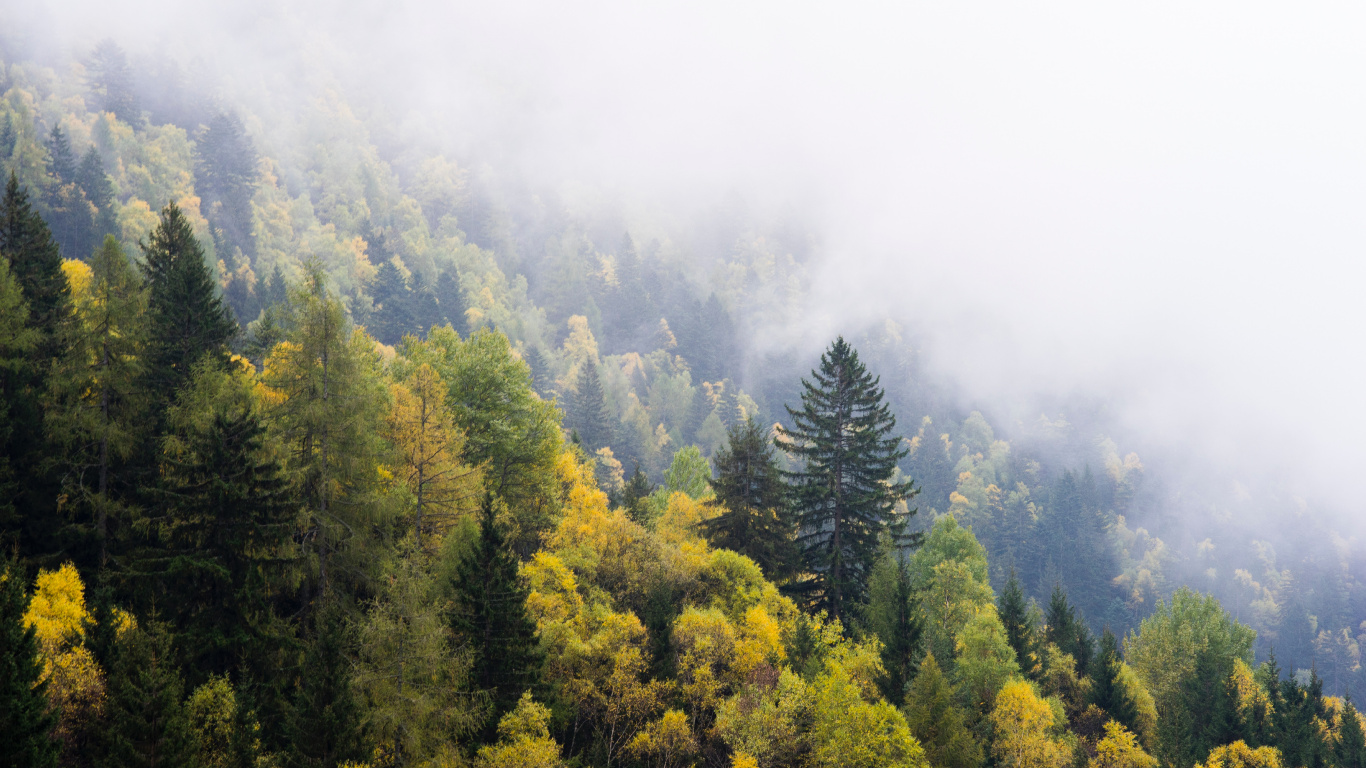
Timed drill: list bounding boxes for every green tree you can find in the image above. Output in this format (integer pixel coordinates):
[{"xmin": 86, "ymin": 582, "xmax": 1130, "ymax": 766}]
[
  {"xmin": 572, "ymin": 360, "xmax": 612, "ymax": 452},
  {"xmin": 46, "ymin": 236, "xmax": 148, "ymax": 568},
  {"xmin": 85, "ymin": 40, "xmax": 140, "ymax": 124},
  {"xmin": 867, "ymin": 553, "xmax": 922, "ymax": 705},
  {"xmin": 0, "ymin": 253, "xmax": 40, "ymax": 545},
  {"xmin": 700, "ymin": 418, "xmax": 795, "ymax": 582},
  {"xmin": 902, "ymin": 652, "xmax": 983, "ymax": 768},
  {"xmin": 142, "ymin": 201, "xmax": 237, "ymax": 406},
  {"xmin": 368, "ymin": 258, "xmax": 415, "ymax": 346},
  {"xmin": 1337, "ymin": 699, "xmax": 1366, "ymax": 768},
  {"xmin": 775, "ymin": 337, "xmax": 917, "ymax": 621},
  {"xmin": 1045, "ymin": 585, "xmax": 1093, "ymax": 675},
  {"xmin": 283, "ymin": 601, "xmax": 364, "ymax": 768},
  {"xmin": 998, "ymin": 571, "xmax": 1039, "ymax": 679},
  {"xmin": 0, "ymin": 558, "xmax": 59, "ymax": 768},
  {"xmin": 1090, "ymin": 628, "xmax": 1139, "ymax": 735},
  {"xmin": 194, "ymin": 113, "xmax": 258, "ymax": 259},
  {"xmin": 449, "ymin": 494, "xmax": 543, "ymax": 736},
  {"xmin": 98, "ymin": 620, "xmax": 193, "ymax": 768},
  {"xmin": 74, "ymin": 147, "xmax": 117, "ymax": 248},
  {"xmin": 620, "ymin": 462, "xmax": 655, "ymax": 525},
  {"xmin": 663, "ymin": 445, "xmax": 710, "ymax": 499}
]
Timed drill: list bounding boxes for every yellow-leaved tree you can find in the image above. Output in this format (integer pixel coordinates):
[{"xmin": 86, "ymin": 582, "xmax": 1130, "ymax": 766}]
[
  {"xmin": 22, "ymin": 563, "xmax": 105, "ymax": 760},
  {"xmin": 1090, "ymin": 721, "xmax": 1158, "ymax": 768},
  {"xmin": 991, "ymin": 680, "xmax": 1070, "ymax": 768},
  {"xmin": 477, "ymin": 693, "xmax": 566, "ymax": 768},
  {"xmin": 1195, "ymin": 742, "xmax": 1283, "ymax": 768}
]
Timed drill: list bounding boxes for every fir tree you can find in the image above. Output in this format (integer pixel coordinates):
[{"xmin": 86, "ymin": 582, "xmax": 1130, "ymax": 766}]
[
  {"xmin": 86, "ymin": 40, "xmax": 140, "ymax": 125},
  {"xmin": 194, "ymin": 113, "xmax": 258, "ymax": 258},
  {"xmin": 866, "ymin": 554, "xmax": 922, "ymax": 706},
  {"xmin": 434, "ymin": 269, "xmax": 466, "ymax": 335},
  {"xmin": 572, "ymin": 361, "xmax": 612, "ymax": 452},
  {"xmin": 0, "ymin": 558, "xmax": 59, "ymax": 768},
  {"xmin": 1089, "ymin": 628, "xmax": 1138, "ymax": 733},
  {"xmin": 46, "ymin": 236, "xmax": 149, "ymax": 568},
  {"xmin": 775, "ymin": 336, "xmax": 917, "ymax": 621},
  {"xmin": 449, "ymin": 494, "xmax": 541, "ymax": 737},
  {"xmin": 0, "ymin": 114, "xmax": 15, "ymax": 158},
  {"xmin": 902, "ymin": 652, "xmax": 983, "ymax": 768},
  {"xmin": 1338, "ymin": 698, "xmax": 1366, "ymax": 768},
  {"xmin": 142, "ymin": 201, "xmax": 237, "ymax": 404},
  {"xmin": 1, "ymin": 173, "xmax": 68, "ymax": 352},
  {"xmin": 97, "ymin": 620, "xmax": 193, "ymax": 768},
  {"xmin": 75, "ymin": 147, "xmax": 117, "ymax": 248},
  {"xmin": 1045, "ymin": 584, "xmax": 1092, "ymax": 671},
  {"xmin": 368, "ymin": 258, "xmax": 414, "ymax": 346},
  {"xmin": 620, "ymin": 462, "xmax": 655, "ymax": 525},
  {"xmin": 284, "ymin": 602, "xmax": 364, "ymax": 768},
  {"xmin": 700, "ymin": 418, "xmax": 795, "ymax": 581},
  {"xmin": 0, "ymin": 253, "xmax": 39, "ymax": 544},
  {"xmin": 47, "ymin": 126, "xmax": 75, "ymax": 183},
  {"xmin": 998, "ymin": 570, "xmax": 1039, "ymax": 679}
]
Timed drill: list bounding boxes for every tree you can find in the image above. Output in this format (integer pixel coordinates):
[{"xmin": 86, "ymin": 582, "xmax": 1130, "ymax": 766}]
[
  {"xmin": 1339, "ymin": 699, "xmax": 1366, "ymax": 768},
  {"xmin": 775, "ymin": 336, "xmax": 916, "ymax": 621},
  {"xmin": 902, "ymin": 652, "xmax": 983, "ymax": 768},
  {"xmin": 0, "ymin": 252, "xmax": 40, "ymax": 543},
  {"xmin": 1195, "ymin": 742, "xmax": 1283, "ymax": 768},
  {"xmin": 142, "ymin": 361, "xmax": 299, "ymax": 684},
  {"xmin": 0, "ymin": 558, "xmax": 59, "ymax": 768},
  {"xmin": 47, "ymin": 126, "xmax": 75, "ymax": 183},
  {"xmin": 700, "ymin": 418, "xmax": 795, "ymax": 582},
  {"xmin": 999, "ymin": 571, "xmax": 1039, "ymax": 679},
  {"xmin": 22, "ymin": 563, "xmax": 106, "ymax": 763},
  {"xmin": 663, "ymin": 445, "xmax": 710, "ymax": 499},
  {"xmin": 572, "ymin": 360, "xmax": 612, "ymax": 452},
  {"xmin": 1090, "ymin": 628, "xmax": 1139, "ymax": 735},
  {"xmin": 620, "ymin": 462, "xmax": 655, "ymax": 526},
  {"xmin": 1045, "ymin": 585, "xmax": 1092, "ymax": 675},
  {"xmin": 1090, "ymin": 721, "xmax": 1158, "ymax": 768},
  {"xmin": 368, "ymin": 258, "xmax": 415, "ymax": 346},
  {"xmin": 194, "ymin": 113, "xmax": 258, "ymax": 258},
  {"xmin": 867, "ymin": 553, "xmax": 922, "ymax": 705},
  {"xmin": 450, "ymin": 494, "xmax": 543, "ymax": 733},
  {"xmin": 477, "ymin": 693, "xmax": 565, "ymax": 768},
  {"xmin": 283, "ymin": 601, "xmax": 364, "ymax": 768},
  {"xmin": 387, "ymin": 363, "xmax": 480, "ymax": 548},
  {"xmin": 85, "ymin": 40, "xmax": 140, "ymax": 124},
  {"xmin": 46, "ymin": 236, "xmax": 148, "ymax": 567},
  {"xmin": 142, "ymin": 201, "xmax": 237, "ymax": 405},
  {"xmin": 74, "ymin": 147, "xmax": 117, "ymax": 247},
  {"xmin": 990, "ymin": 680, "xmax": 1069, "ymax": 768},
  {"xmin": 97, "ymin": 619, "xmax": 193, "ymax": 768}
]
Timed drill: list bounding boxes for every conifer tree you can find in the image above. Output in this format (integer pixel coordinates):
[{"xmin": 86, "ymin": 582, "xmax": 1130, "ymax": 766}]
[
  {"xmin": 142, "ymin": 201, "xmax": 236, "ymax": 403},
  {"xmin": 620, "ymin": 463, "xmax": 655, "ymax": 525},
  {"xmin": 775, "ymin": 336, "xmax": 916, "ymax": 621},
  {"xmin": 368, "ymin": 258, "xmax": 414, "ymax": 346},
  {"xmin": 98, "ymin": 620, "xmax": 193, "ymax": 768},
  {"xmin": 0, "ymin": 558, "xmax": 59, "ymax": 768},
  {"xmin": 1338, "ymin": 699, "xmax": 1366, "ymax": 768},
  {"xmin": 700, "ymin": 418, "xmax": 795, "ymax": 581},
  {"xmin": 143, "ymin": 362, "xmax": 298, "ymax": 683},
  {"xmin": 86, "ymin": 40, "xmax": 140, "ymax": 125},
  {"xmin": 0, "ymin": 253, "xmax": 39, "ymax": 539},
  {"xmin": 284, "ymin": 602, "xmax": 364, "ymax": 768},
  {"xmin": 1, "ymin": 173, "xmax": 68, "ymax": 355},
  {"xmin": 902, "ymin": 652, "xmax": 983, "ymax": 768},
  {"xmin": 75, "ymin": 147, "xmax": 117, "ymax": 247},
  {"xmin": 47, "ymin": 126, "xmax": 75, "ymax": 183},
  {"xmin": 434, "ymin": 270, "xmax": 466, "ymax": 335},
  {"xmin": 1045, "ymin": 584, "xmax": 1092, "ymax": 672},
  {"xmin": 998, "ymin": 570, "xmax": 1039, "ymax": 679},
  {"xmin": 572, "ymin": 361, "xmax": 612, "ymax": 451},
  {"xmin": 1090, "ymin": 628, "xmax": 1138, "ymax": 734},
  {"xmin": 387, "ymin": 362, "xmax": 479, "ymax": 548},
  {"xmin": 866, "ymin": 554, "xmax": 922, "ymax": 706},
  {"xmin": 47, "ymin": 236, "xmax": 148, "ymax": 568},
  {"xmin": 450, "ymin": 493, "xmax": 542, "ymax": 732},
  {"xmin": 194, "ymin": 113, "xmax": 257, "ymax": 258}
]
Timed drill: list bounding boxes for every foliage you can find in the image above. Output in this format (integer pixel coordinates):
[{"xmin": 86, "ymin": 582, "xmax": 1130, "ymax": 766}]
[
  {"xmin": 902, "ymin": 652, "xmax": 983, "ymax": 768},
  {"xmin": 1089, "ymin": 721, "xmax": 1157, "ymax": 768},
  {"xmin": 1195, "ymin": 741, "xmax": 1283, "ymax": 768},
  {"xmin": 701, "ymin": 418, "xmax": 796, "ymax": 583},
  {"xmin": 990, "ymin": 680, "xmax": 1070, "ymax": 768},
  {"xmin": 0, "ymin": 558, "xmax": 59, "ymax": 768}
]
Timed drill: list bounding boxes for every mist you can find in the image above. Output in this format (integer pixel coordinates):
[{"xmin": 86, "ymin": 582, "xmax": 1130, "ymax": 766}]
[{"xmin": 8, "ymin": 0, "xmax": 1366, "ymax": 521}]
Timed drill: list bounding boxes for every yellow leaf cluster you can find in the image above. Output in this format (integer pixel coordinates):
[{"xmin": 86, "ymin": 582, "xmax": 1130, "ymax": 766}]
[
  {"xmin": 991, "ymin": 681, "xmax": 1070, "ymax": 768},
  {"xmin": 1196, "ymin": 741, "xmax": 1283, "ymax": 768}
]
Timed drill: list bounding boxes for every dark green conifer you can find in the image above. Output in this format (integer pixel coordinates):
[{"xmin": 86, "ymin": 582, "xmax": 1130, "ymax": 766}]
[
  {"xmin": 775, "ymin": 336, "xmax": 917, "ymax": 621},
  {"xmin": 284, "ymin": 602, "xmax": 364, "ymax": 768},
  {"xmin": 620, "ymin": 462, "xmax": 655, "ymax": 525},
  {"xmin": 572, "ymin": 361, "xmax": 612, "ymax": 452},
  {"xmin": 194, "ymin": 113, "xmax": 258, "ymax": 258},
  {"xmin": 1338, "ymin": 698, "xmax": 1366, "ymax": 768},
  {"xmin": 47, "ymin": 126, "xmax": 75, "ymax": 183},
  {"xmin": 1089, "ymin": 628, "xmax": 1138, "ymax": 733},
  {"xmin": 96, "ymin": 620, "xmax": 192, "ymax": 768},
  {"xmin": 86, "ymin": 40, "xmax": 140, "ymax": 125},
  {"xmin": 0, "ymin": 558, "xmax": 59, "ymax": 768},
  {"xmin": 75, "ymin": 146, "xmax": 117, "ymax": 246},
  {"xmin": 449, "ymin": 493, "xmax": 542, "ymax": 736},
  {"xmin": 902, "ymin": 652, "xmax": 983, "ymax": 768},
  {"xmin": 867, "ymin": 554, "xmax": 922, "ymax": 705},
  {"xmin": 998, "ymin": 570, "xmax": 1038, "ymax": 678},
  {"xmin": 142, "ymin": 201, "xmax": 237, "ymax": 403},
  {"xmin": 700, "ymin": 418, "xmax": 795, "ymax": 581},
  {"xmin": 368, "ymin": 258, "xmax": 414, "ymax": 346},
  {"xmin": 434, "ymin": 269, "xmax": 466, "ymax": 335}
]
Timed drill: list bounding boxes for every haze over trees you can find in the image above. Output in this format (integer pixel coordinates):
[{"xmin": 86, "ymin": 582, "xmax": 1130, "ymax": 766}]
[{"xmin": 0, "ymin": 34, "xmax": 1364, "ymax": 768}]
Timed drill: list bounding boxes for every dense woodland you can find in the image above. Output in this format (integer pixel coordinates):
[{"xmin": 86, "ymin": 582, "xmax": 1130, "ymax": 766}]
[{"xmin": 2, "ymin": 38, "xmax": 1366, "ymax": 768}]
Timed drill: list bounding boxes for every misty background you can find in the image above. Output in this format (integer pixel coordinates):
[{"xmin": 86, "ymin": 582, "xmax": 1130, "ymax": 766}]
[{"xmin": 6, "ymin": 0, "xmax": 1366, "ymax": 659}]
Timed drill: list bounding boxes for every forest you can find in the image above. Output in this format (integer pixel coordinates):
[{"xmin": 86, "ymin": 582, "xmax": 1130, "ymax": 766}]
[{"xmin": 2, "ymin": 36, "xmax": 1366, "ymax": 768}]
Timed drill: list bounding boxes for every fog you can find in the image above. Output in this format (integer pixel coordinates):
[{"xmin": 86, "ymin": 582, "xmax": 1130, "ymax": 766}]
[{"xmin": 9, "ymin": 1, "xmax": 1366, "ymax": 518}]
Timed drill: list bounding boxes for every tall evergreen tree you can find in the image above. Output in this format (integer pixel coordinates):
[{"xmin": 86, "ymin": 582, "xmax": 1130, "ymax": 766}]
[
  {"xmin": 774, "ymin": 336, "xmax": 916, "ymax": 621},
  {"xmin": 194, "ymin": 113, "xmax": 258, "ymax": 258},
  {"xmin": 700, "ymin": 418, "xmax": 795, "ymax": 581},
  {"xmin": 1089, "ymin": 628, "xmax": 1138, "ymax": 733},
  {"xmin": 434, "ymin": 269, "xmax": 466, "ymax": 335},
  {"xmin": 0, "ymin": 558, "xmax": 59, "ymax": 768},
  {"xmin": 572, "ymin": 361, "xmax": 612, "ymax": 452},
  {"xmin": 47, "ymin": 126, "xmax": 75, "ymax": 183},
  {"xmin": 368, "ymin": 258, "xmax": 414, "ymax": 346},
  {"xmin": 284, "ymin": 602, "xmax": 364, "ymax": 768},
  {"xmin": 1338, "ymin": 698, "xmax": 1366, "ymax": 768},
  {"xmin": 86, "ymin": 40, "xmax": 140, "ymax": 125},
  {"xmin": 866, "ymin": 554, "xmax": 922, "ymax": 706},
  {"xmin": 0, "ymin": 253, "xmax": 40, "ymax": 546},
  {"xmin": 142, "ymin": 201, "xmax": 237, "ymax": 405},
  {"xmin": 75, "ymin": 147, "xmax": 117, "ymax": 248},
  {"xmin": 1045, "ymin": 584, "xmax": 1092, "ymax": 671},
  {"xmin": 448, "ymin": 493, "xmax": 542, "ymax": 735},
  {"xmin": 998, "ymin": 570, "xmax": 1039, "ymax": 679},
  {"xmin": 97, "ymin": 620, "xmax": 193, "ymax": 768},
  {"xmin": 1, "ymin": 173, "xmax": 68, "ymax": 353},
  {"xmin": 46, "ymin": 236, "xmax": 148, "ymax": 568},
  {"xmin": 902, "ymin": 652, "xmax": 983, "ymax": 768}
]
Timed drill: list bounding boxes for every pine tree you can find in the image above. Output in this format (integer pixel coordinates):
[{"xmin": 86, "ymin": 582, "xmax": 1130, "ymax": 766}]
[
  {"xmin": 0, "ymin": 558, "xmax": 59, "ymax": 768},
  {"xmin": 449, "ymin": 493, "xmax": 542, "ymax": 735},
  {"xmin": 284, "ymin": 602, "xmax": 364, "ymax": 768},
  {"xmin": 86, "ymin": 40, "xmax": 140, "ymax": 125},
  {"xmin": 1338, "ymin": 698, "xmax": 1366, "ymax": 768},
  {"xmin": 143, "ymin": 362, "xmax": 299, "ymax": 684},
  {"xmin": 700, "ymin": 418, "xmax": 795, "ymax": 581},
  {"xmin": 774, "ymin": 336, "xmax": 917, "ymax": 621},
  {"xmin": 75, "ymin": 147, "xmax": 117, "ymax": 248},
  {"xmin": 866, "ymin": 554, "xmax": 922, "ymax": 706},
  {"xmin": 46, "ymin": 236, "xmax": 149, "ymax": 568},
  {"xmin": 142, "ymin": 201, "xmax": 237, "ymax": 404},
  {"xmin": 620, "ymin": 462, "xmax": 655, "ymax": 525},
  {"xmin": 572, "ymin": 361, "xmax": 612, "ymax": 452},
  {"xmin": 194, "ymin": 113, "xmax": 258, "ymax": 258},
  {"xmin": 47, "ymin": 126, "xmax": 75, "ymax": 183},
  {"xmin": 368, "ymin": 258, "xmax": 415, "ymax": 346},
  {"xmin": 998, "ymin": 570, "xmax": 1039, "ymax": 679},
  {"xmin": 902, "ymin": 652, "xmax": 983, "ymax": 768},
  {"xmin": 434, "ymin": 269, "xmax": 466, "ymax": 335},
  {"xmin": 1, "ymin": 173, "xmax": 68, "ymax": 353},
  {"xmin": 0, "ymin": 253, "xmax": 40, "ymax": 542},
  {"xmin": 1089, "ymin": 628, "xmax": 1138, "ymax": 733},
  {"xmin": 0, "ymin": 114, "xmax": 15, "ymax": 159},
  {"xmin": 97, "ymin": 620, "xmax": 193, "ymax": 768}
]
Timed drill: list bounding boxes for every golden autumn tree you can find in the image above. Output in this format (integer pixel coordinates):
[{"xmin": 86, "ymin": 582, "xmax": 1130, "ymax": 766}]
[
  {"xmin": 387, "ymin": 362, "xmax": 480, "ymax": 548},
  {"xmin": 22, "ymin": 562, "xmax": 105, "ymax": 761},
  {"xmin": 1195, "ymin": 742, "xmax": 1283, "ymax": 768},
  {"xmin": 991, "ymin": 680, "xmax": 1070, "ymax": 768},
  {"xmin": 1090, "ymin": 721, "xmax": 1158, "ymax": 768}
]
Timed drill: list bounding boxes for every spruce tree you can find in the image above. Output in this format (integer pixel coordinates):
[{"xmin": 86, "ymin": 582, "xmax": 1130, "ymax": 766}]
[
  {"xmin": 0, "ymin": 558, "xmax": 59, "ymax": 768},
  {"xmin": 866, "ymin": 554, "xmax": 922, "ymax": 706},
  {"xmin": 902, "ymin": 652, "xmax": 983, "ymax": 768},
  {"xmin": 1338, "ymin": 699, "xmax": 1366, "ymax": 768},
  {"xmin": 46, "ymin": 236, "xmax": 149, "ymax": 568},
  {"xmin": 0, "ymin": 253, "xmax": 39, "ymax": 543},
  {"xmin": 98, "ymin": 620, "xmax": 193, "ymax": 768},
  {"xmin": 700, "ymin": 418, "xmax": 795, "ymax": 581},
  {"xmin": 1089, "ymin": 628, "xmax": 1138, "ymax": 733},
  {"xmin": 86, "ymin": 40, "xmax": 140, "ymax": 125},
  {"xmin": 47, "ymin": 126, "xmax": 75, "ymax": 183},
  {"xmin": 1, "ymin": 173, "xmax": 68, "ymax": 354},
  {"xmin": 434, "ymin": 269, "xmax": 466, "ymax": 335},
  {"xmin": 194, "ymin": 113, "xmax": 257, "ymax": 258},
  {"xmin": 448, "ymin": 493, "xmax": 542, "ymax": 736},
  {"xmin": 284, "ymin": 602, "xmax": 364, "ymax": 768},
  {"xmin": 775, "ymin": 336, "xmax": 916, "ymax": 621},
  {"xmin": 998, "ymin": 570, "xmax": 1039, "ymax": 679},
  {"xmin": 368, "ymin": 258, "xmax": 414, "ymax": 346},
  {"xmin": 572, "ymin": 361, "xmax": 612, "ymax": 452},
  {"xmin": 620, "ymin": 462, "xmax": 654, "ymax": 525},
  {"xmin": 142, "ymin": 201, "xmax": 237, "ymax": 404},
  {"xmin": 75, "ymin": 146, "xmax": 117, "ymax": 248}
]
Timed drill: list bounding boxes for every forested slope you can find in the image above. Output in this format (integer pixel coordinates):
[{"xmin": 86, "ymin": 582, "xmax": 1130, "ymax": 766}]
[{"xmin": 1, "ymin": 39, "xmax": 1365, "ymax": 768}]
